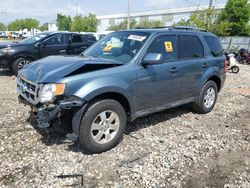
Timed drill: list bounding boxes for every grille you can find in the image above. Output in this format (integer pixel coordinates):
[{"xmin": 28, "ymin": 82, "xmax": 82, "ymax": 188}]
[{"xmin": 17, "ymin": 76, "xmax": 40, "ymax": 105}]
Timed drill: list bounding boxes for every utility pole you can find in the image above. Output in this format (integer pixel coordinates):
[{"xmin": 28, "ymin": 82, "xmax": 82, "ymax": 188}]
[
  {"xmin": 76, "ymin": 3, "xmax": 79, "ymax": 17},
  {"xmin": 127, "ymin": 0, "xmax": 130, "ymax": 30},
  {"xmin": 1, "ymin": 11, "xmax": 8, "ymax": 31},
  {"xmin": 209, "ymin": 0, "xmax": 214, "ymax": 8}
]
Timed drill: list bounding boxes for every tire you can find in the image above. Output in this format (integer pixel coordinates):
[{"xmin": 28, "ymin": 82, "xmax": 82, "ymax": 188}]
[
  {"xmin": 231, "ymin": 66, "xmax": 239, "ymax": 73},
  {"xmin": 12, "ymin": 57, "xmax": 31, "ymax": 75},
  {"xmin": 193, "ymin": 80, "xmax": 218, "ymax": 114},
  {"xmin": 79, "ymin": 99, "xmax": 127, "ymax": 153}
]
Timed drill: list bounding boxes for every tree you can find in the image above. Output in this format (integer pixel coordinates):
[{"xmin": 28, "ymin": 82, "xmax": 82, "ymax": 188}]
[
  {"xmin": 108, "ymin": 19, "xmax": 137, "ymax": 31},
  {"xmin": 38, "ymin": 23, "xmax": 48, "ymax": 31},
  {"xmin": 0, "ymin": 22, "xmax": 6, "ymax": 31},
  {"xmin": 70, "ymin": 14, "xmax": 98, "ymax": 32},
  {"xmin": 8, "ymin": 18, "xmax": 39, "ymax": 30},
  {"xmin": 56, "ymin": 14, "xmax": 72, "ymax": 31},
  {"xmin": 218, "ymin": 0, "xmax": 250, "ymax": 36},
  {"xmin": 173, "ymin": 19, "xmax": 192, "ymax": 26},
  {"xmin": 188, "ymin": 8, "xmax": 219, "ymax": 32},
  {"xmin": 137, "ymin": 20, "xmax": 164, "ymax": 28}
]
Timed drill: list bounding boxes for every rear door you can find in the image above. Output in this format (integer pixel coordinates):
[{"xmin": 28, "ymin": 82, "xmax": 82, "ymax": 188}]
[
  {"xmin": 68, "ymin": 34, "xmax": 96, "ymax": 54},
  {"xmin": 175, "ymin": 34, "xmax": 207, "ymax": 99}
]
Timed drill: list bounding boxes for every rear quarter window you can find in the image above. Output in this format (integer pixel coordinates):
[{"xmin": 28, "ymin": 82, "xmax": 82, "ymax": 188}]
[{"xmin": 204, "ymin": 36, "xmax": 223, "ymax": 56}]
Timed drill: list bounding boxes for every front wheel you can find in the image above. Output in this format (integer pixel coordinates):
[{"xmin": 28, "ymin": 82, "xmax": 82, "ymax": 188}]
[
  {"xmin": 193, "ymin": 81, "xmax": 218, "ymax": 114},
  {"xmin": 79, "ymin": 99, "xmax": 127, "ymax": 153},
  {"xmin": 12, "ymin": 57, "xmax": 32, "ymax": 75},
  {"xmin": 231, "ymin": 66, "xmax": 240, "ymax": 73}
]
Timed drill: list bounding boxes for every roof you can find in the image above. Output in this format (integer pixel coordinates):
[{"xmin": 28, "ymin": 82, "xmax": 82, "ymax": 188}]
[
  {"xmin": 97, "ymin": 3, "xmax": 226, "ymax": 20},
  {"xmin": 119, "ymin": 26, "xmax": 216, "ymax": 36}
]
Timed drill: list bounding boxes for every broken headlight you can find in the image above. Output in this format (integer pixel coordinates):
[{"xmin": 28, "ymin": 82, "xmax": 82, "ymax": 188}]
[{"xmin": 39, "ymin": 83, "xmax": 65, "ymax": 103}]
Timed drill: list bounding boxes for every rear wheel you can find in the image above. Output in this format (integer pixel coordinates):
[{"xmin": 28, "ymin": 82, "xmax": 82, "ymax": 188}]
[
  {"xmin": 79, "ymin": 99, "xmax": 127, "ymax": 153},
  {"xmin": 12, "ymin": 57, "xmax": 32, "ymax": 75},
  {"xmin": 193, "ymin": 81, "xmax": 218, "ymax": 114}
]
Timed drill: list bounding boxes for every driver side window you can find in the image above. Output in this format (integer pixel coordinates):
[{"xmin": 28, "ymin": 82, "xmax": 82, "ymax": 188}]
[
  {"xmin": 148, "ymin": 35, "xmax": 178, "ymax": 63},
  {"xmin": 44, "ymin": 34, "xmax": 65, "ymax": 46}
]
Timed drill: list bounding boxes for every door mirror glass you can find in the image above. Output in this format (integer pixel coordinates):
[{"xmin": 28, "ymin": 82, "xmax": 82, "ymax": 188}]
[
  {"xmin": 35, "ymin": 42, "xmax": 44, "ymax": 48},
  {"xmin": 141, "ymin": 53, "xmax": 163, "ymax": 65}
]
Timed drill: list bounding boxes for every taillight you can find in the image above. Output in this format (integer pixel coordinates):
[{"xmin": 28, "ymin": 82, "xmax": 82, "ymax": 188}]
[{"xmin": 224, "ymin": 60, "xmax": 228, "ymax": 72}]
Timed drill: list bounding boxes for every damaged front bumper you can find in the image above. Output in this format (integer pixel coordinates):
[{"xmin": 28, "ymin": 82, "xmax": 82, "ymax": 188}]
[{"xmin": 18, "ymin": 95, "xmax": 85, "ymax": 129}]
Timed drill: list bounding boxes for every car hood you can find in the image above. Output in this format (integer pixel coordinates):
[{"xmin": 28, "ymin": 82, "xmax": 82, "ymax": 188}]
[
  {"xmin": 19, "ymin": 55, "xmax": 123, "ymax": 83},
  {"xmin": 0, "ymin": 42, "xmax": 22, "ymax": 49}
]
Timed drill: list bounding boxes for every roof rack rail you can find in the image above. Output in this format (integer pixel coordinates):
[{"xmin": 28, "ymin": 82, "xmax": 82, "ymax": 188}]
[
  {"xmin": 172, "ymin": 26, "xmax": 207, "ymax": 32},
  {"xmin": 135, "ymin": 26, "xmax": 207, "ymax": 32},
  {"xmin": 135, "ymin": 26, "xmax": 171, "ymax": 29}
]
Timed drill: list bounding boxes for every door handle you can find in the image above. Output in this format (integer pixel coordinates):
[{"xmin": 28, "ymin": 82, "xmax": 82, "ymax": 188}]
[
  {"xmin": 202, "ymin": 63, "xmax": 208, "ymax": 68},
  {"xmin": 59, "ymin": 50, "xmax": 66, "ymax": 53},
  {"xmin": 169, "ymin": 67, "xmax": 178, "ymax": 73}
]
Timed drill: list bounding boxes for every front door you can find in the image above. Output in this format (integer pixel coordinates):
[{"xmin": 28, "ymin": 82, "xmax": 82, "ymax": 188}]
[
  {"xmin": 136, "ymin": 35, "xmax": 182, "ymax": 112},
  {"xmin": 40, "ymin": 34, "xmax": 68, "ymax": 57}
]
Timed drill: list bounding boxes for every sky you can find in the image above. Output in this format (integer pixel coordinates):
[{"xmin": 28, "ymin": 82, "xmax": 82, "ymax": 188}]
[{"xmin": 0, "ymin": 0, "xmax": 228, "ymax": 25}]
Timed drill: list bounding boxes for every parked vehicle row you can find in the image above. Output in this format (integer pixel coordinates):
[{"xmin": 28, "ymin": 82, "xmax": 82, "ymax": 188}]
[
  {"xmin": 0, "ymin": 32, "xmax": 97, "ymax": 74},
  {"xmin": 16, "ymin": 27, "xmax": 226, "ymax": 153}
]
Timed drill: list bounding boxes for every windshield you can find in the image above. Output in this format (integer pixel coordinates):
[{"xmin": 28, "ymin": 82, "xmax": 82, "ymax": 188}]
[
  {"xmin": 19, "ymin": 33, "xmax": 49, "ymax": 44},
  {"xmin": 83, "ymin": 31, "xmax": 150, "ymax": 63}
]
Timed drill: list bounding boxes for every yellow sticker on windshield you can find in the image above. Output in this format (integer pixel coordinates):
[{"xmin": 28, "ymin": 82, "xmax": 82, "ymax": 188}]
[
  {"xmin": 103, "ymin": 43, "xmax": 113, "ymax": 52},
  {"xmin": 164, "ymin": 41, "xmax": 173, "ymax": 52}
]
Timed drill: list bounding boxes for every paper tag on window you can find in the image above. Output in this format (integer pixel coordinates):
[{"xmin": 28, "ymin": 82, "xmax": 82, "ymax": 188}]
[
  {"xmin": 103, "ymin": 43, "xmax": 113, "ymax": 52},
  {"xmin": 164, "ymin": 41, "xmax": 173, "ymax": 52},
  {"xmin": 128, "ymin": 35, "xmax": 146, "ymax": 42}
]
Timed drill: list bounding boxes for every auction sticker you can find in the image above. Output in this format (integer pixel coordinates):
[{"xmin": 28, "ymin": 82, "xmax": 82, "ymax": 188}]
[
  {"xmin": 128, "ymin": 35, "xmax": 146, "ymax": 41},
  {"xmin": 164, "ymin": 41, "xmax": 173, "ymax": 52}
]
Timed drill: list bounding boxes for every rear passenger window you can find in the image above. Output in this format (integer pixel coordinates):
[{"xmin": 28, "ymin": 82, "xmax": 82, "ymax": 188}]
[
  {"xmin": 72, "ymin": 35, "xmax": 83, "ymax": 43},
  {"xmin": 204, "ymin": 36, "xmax": 223, "ymax": 56},
  {"xmin": 179, "ymin": 35, "xmax": 204, "ymax": 59},
  {"xmin": 147, "ymin": 35, "xmax": 178, "ymax": 62}
]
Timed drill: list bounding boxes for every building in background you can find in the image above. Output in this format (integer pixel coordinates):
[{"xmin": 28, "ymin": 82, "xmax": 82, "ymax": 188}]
[
  {"xmin": 48, "ymin": 22, "xmax": 58, "ymax": 31},
  {"xmin": 96, "ymin": 3, "xmax": 225, "ymax": 32}
]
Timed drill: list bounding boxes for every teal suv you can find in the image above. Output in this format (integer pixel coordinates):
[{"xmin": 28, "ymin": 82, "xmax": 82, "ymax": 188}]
[{"xmin": 17, "ymin": 26, "xmax": 226, "ymax": 153}]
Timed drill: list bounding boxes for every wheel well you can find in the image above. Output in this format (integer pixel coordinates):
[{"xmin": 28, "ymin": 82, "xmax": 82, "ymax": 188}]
[
  {"xmin": 11, "ymin": 56, "xmax": 35, "ymax": 65},
  {"xmin": 208, "ymin": 76, "xmax": 221, "ymax": 91},
  {"xmin": 89, "ymin": 92, "xmax": 131, "ymax": 117}
]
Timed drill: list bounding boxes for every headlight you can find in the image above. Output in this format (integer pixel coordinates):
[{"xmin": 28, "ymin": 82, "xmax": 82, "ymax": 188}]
[
  {"xmin": 39, "ymin": 83, "xmax": 65, "ymax": 103},
  {"xmin": 0, "ymin": 48, "xmax": 14, "ymax": 56}
]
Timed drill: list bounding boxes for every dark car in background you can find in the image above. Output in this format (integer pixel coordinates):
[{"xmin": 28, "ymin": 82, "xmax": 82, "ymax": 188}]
[{"xmin": 0, "ymin": 32, "xmax": 97, "ymax": 74}]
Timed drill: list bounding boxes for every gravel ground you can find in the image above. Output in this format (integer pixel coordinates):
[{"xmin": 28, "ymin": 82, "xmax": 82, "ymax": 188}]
[{"xmin": 0, "ymin": 65, "xmax": 250, "ymax": 188}]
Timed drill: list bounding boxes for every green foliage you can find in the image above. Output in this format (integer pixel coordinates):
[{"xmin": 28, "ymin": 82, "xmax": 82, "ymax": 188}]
[
  {"xmin": 218, "ymin": 0, "xmax": 250, "ymax": 36},
  {"xmin": 137, "ymin": 20, "xmax": 164, "ymax": 28},
  {"xmin": 189, "ymin": 8, "xmax": 219, "ymax": 31},
  {"xmin": 56, "ymin": 14, "xmax": 72, "ymax": 31},
  {"xmin": 0, "ymin": 22, "xmax": 7, "ymax": 31},
  {"xmin": 38, "ymin": 23, "xmax": 48, "ymax": 31},
  {"xmin": 70, "ymin": 14, "xmax": 98, "ymax": 32},
  {"xmin": 108, "ymin": 19, "xmax": 137, "ymax": 31},
  {"xmin": 173, "ymin": 19, "xmax": 192, "ymax": 26},
  {"xmin": 107, "ymin": 20, "xmax": 164, "ymax": 31},
  {"xmin": 8, "ymin": 18, "xmax": 39, "ymax": 30}
]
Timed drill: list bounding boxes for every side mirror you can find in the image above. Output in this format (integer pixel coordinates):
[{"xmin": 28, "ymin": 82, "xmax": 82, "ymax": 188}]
[
  {"xmin": 141, "ymin": 53, "xmax": 163, "ymax": 66},
  {"xmin": 35, "ymin": 42, "xmax": 45, "ymax": 48}
]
